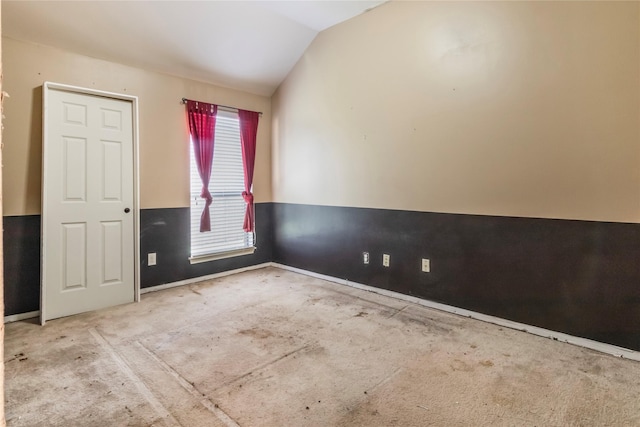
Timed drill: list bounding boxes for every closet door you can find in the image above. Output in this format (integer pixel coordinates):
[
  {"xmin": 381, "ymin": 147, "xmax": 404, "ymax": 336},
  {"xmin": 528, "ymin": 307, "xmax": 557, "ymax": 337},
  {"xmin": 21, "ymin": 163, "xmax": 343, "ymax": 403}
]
[{"xmin": 42, "ymin": 85, "xmax": 137, "ymax": 322}]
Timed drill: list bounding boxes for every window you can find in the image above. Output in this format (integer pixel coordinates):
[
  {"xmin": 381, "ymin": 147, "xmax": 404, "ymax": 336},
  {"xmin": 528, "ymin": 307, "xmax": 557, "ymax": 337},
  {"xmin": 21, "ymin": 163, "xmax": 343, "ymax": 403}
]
[{"xmin": 189, "ymin": 109, "xmax": 254, "ymax": 262}]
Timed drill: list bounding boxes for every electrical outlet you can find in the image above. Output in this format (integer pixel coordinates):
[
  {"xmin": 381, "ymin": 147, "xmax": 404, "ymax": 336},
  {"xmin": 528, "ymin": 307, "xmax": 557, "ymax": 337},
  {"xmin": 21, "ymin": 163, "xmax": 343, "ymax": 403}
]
[
  {"xmin": 422, "ymin": 258, "xmax": 430, "ymax": 273},
  {"xmin": 383, "ymin": 254, "xmax": 390, "ymax": 267},
  {"xmin": 363, "ymin": 252, "xmax": 370, "ymax": 264},
  {"xmin": 148, "ymin": 252, "xmax": 157, "ymax": 266}
]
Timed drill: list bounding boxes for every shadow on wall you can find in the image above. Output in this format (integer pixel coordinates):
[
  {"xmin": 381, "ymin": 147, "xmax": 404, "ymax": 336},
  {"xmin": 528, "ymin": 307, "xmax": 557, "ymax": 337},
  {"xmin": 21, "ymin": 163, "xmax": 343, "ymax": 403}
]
[
  {"xmin": 2, "ymin": 87, "xmax": 44, "ymax": 316},
  {"xmin": 28, "ymin": 86, "xmax": 43, "ymax": 212}
]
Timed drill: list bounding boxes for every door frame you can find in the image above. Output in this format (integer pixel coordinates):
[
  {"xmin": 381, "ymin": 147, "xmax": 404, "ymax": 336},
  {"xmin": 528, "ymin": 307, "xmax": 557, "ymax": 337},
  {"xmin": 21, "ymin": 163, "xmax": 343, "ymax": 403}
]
[{"xmin": 41, "ymin": 82, "xmax": 140, "ymax": 324}]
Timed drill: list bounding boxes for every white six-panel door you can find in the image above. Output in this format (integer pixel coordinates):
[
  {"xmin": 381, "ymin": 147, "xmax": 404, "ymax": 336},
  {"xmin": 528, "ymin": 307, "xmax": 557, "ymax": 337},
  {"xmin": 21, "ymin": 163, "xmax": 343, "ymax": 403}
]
[{"xmin": 42, "ymin": 85, "xmax": 137, "ymax": 322}]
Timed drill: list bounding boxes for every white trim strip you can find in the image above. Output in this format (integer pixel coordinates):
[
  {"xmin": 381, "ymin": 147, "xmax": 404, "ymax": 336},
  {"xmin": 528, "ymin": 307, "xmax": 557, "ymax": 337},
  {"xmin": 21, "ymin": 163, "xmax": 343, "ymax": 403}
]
[
  {"xmin": 8, "ymin": 262, "xmax": 640, "ymax": 361},
  {"xmin": 271, "ymin": 263, "xmax": 640, "ymax": 362},
  {"xmin": 6, "ymin": 264, "xmax": 271, "ymax": 321},
  {"xmin": 140, "ymin": 262, "xmax": 271, "ymax": 294},
  {"xmin": 189, "ymin": 247, "xmax": 255, "ymax": 264},
  {"xmin": 4, "ymin": 311, "xmax": 40, "ymax": 324}
]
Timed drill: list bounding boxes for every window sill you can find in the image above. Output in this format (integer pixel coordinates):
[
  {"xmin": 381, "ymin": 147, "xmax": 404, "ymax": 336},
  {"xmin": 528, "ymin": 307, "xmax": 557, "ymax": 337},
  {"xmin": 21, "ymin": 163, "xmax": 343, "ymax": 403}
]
[{"xmin": 189, "ymin": 247, "xmax": 256, "ymax": 264}]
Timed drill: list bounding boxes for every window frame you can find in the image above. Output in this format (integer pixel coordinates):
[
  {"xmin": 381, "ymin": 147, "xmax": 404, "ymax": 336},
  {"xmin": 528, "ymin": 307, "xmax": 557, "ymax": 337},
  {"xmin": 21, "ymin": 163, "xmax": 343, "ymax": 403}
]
[{"xmin": 188, "ymin": 108, "xmax": 255, "ymax": 264}]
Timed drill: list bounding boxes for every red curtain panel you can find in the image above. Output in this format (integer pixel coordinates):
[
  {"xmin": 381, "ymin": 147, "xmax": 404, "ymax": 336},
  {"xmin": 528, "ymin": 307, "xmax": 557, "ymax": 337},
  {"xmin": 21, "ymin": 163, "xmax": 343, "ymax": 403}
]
[
  {"xmin": 238, "ymin": 110, "xmax": 260, "ymax": 232},
  {"xmin": 186, "ymin": 100, "xmax": 217, "ymax": 232}
]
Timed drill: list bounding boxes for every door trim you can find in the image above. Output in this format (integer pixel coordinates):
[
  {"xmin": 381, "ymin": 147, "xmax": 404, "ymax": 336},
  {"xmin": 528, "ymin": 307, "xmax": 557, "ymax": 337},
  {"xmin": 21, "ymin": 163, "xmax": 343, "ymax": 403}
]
[{"xmin": 41, "ymin": 82, "xmax": 141, "ymax": 324}]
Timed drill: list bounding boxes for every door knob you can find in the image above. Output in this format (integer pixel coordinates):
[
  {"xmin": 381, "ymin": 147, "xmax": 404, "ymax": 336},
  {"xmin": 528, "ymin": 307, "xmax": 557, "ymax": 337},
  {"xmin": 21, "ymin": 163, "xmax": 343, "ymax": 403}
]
[{"xmin": 124, "ymin": 208, "xmax": 131, "ymax": 213}]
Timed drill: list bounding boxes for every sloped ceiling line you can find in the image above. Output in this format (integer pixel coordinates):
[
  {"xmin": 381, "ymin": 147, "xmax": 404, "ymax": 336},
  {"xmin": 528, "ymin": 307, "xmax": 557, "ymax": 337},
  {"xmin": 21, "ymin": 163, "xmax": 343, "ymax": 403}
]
[{"xmin": 2, "ymin": 1, "xmax": 386, "ymax": 96}]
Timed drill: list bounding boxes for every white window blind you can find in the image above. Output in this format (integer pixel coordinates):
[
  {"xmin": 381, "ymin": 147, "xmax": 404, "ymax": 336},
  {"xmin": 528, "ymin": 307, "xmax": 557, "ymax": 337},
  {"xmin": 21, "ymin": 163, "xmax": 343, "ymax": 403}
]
[{"xmin": 190, "ymin": 110, "xmax": 254, "ymax": 258}]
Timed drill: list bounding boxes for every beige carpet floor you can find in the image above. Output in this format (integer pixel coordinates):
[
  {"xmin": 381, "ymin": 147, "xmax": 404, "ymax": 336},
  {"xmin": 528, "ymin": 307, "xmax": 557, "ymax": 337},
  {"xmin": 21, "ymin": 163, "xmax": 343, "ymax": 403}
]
[{"xmin": 5, "ymin": 267, "xmax": 640, "ymax": 426}]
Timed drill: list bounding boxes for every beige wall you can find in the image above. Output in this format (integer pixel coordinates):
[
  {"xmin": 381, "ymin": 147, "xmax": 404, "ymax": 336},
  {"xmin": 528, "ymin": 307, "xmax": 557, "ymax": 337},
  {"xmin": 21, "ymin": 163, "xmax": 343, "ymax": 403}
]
[
  {"xmin": 272, "ymin": 1, "xmax": 640, "ymax": 223},
  {"xmin": 2, "ymin": 37, "xmax": 272, "ymax": 216},
  {"xmin": 0, "ymin": 3, "xmax": 6, "ymax": 425}
]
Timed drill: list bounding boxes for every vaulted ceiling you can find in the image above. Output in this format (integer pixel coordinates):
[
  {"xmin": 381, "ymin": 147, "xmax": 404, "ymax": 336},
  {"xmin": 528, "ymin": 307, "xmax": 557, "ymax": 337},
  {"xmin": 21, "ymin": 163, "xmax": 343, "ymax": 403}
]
[{"xmin": 2, "ymin": 1, "xmax": 386, "ymax": 96}]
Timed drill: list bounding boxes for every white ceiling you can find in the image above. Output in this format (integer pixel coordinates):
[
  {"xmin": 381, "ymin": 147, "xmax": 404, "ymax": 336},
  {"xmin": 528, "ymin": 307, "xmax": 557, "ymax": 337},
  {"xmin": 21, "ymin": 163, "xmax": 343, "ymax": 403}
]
[{"xmin": 2, "ymin": 1, "xmax": 386, "ymax": 96}]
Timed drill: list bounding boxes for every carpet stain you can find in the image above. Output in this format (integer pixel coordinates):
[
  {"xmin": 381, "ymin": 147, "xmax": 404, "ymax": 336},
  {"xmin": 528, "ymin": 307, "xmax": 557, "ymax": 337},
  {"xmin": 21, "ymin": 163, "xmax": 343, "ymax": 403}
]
[
  {"xmin": 450, "ymin": 359, "xmax": 473, "ymax": 372},
  {"xmin": 237, "ymin": 328, "xmax": 274, "ymax": 339}
]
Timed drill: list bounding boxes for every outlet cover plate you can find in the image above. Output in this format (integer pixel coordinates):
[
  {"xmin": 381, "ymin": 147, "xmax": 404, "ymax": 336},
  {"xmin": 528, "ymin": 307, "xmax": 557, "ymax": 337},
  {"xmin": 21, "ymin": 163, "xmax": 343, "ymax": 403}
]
[
  {"xmin": 422, "ymin": 258, "xmax": 430, "ymax": 273},
  {"xmin": 383, "ymin": 254, "xmax": 390, "ymax": 267}
]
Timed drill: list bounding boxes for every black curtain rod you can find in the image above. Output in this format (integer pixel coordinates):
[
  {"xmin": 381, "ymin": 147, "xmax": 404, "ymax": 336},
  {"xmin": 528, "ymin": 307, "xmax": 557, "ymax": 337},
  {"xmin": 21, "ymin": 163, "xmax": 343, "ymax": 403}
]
[{"xmin": 181, "ymin": 98, "xmax": 262, "ymax": 116}]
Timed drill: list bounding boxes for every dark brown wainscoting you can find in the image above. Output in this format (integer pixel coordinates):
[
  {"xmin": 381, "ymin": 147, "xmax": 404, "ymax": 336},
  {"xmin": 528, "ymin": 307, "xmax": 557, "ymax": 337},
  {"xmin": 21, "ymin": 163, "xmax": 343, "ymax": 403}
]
[
  {"xmin": 272, "ymin": 203, "xmax": 640, "ymax": 351},
  {"xmin": 2, "ymin": 203, "xmax": 273, "ymax": 315},
  {"xmin": 3, "ymin": 215, "xmax": 41, "ymax": 316},
  {"xmin": 140, "ymin": 203, "xmax": 273, "ymax": 288}
]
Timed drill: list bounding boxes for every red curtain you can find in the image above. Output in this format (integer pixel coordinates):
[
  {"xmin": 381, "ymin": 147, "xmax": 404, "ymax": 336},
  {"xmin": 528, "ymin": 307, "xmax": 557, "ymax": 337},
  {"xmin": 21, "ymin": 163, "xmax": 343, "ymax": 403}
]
[
  {"xmin": 186, "ymin": 100, "xmax": 217, "ymax": 232},
  {"xmin": 238, "ymin": 110, "xmax": 260, "ymax": 232}
]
